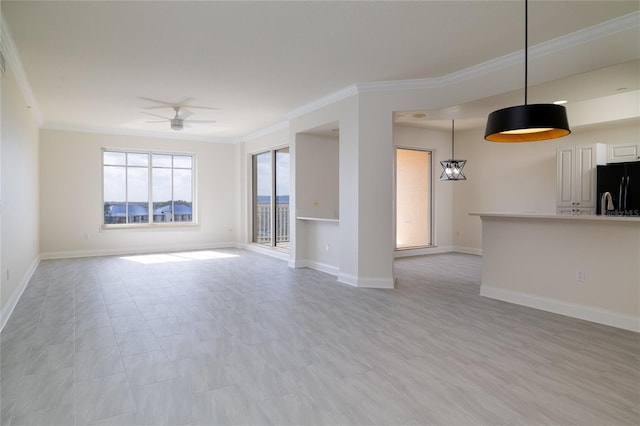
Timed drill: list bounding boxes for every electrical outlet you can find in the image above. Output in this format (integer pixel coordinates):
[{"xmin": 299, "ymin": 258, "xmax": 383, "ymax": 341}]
[{"xmin": 576, "ymin": 269, "xmax": 585, "ymax": 282}]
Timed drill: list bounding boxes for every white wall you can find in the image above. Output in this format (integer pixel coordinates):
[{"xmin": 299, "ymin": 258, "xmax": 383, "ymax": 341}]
[
  {"xmin": 1, "ymin": 63, "xmax": 40, "ymax": 325},
  {"xmin": 453, "ymin": 119, "xmax": 640, "ymax": 251},
  {"xmin": 479, "ymin": 215, "xmax": 640, "ymax": 331},
  {"xmin": 39, "ymin": 129, "xmax": 238, "ymax": 258},
  {"xmin": 296, "ymin": 133, "xmax": 339, "ymax": 219}
]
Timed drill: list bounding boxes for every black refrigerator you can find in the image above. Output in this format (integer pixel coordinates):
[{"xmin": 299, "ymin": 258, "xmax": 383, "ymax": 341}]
[{"xmin": 596, "ymin": 162, "xmax": 640, "ymax": 216}]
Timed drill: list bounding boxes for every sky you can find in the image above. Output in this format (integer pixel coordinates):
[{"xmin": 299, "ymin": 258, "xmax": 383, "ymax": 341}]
[
  {"xmin": 256, "ymin": 150, "xmax": 290, "ymax": 197},
  {"xmin": 103, "ymin": 152, "xmax": 193, "ymax": 203}
]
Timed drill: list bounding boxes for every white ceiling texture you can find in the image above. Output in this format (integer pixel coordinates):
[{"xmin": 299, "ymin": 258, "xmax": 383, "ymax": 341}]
[{"xmin": 2, "ymin": 1, "xmax": 639, "ymax": 141}]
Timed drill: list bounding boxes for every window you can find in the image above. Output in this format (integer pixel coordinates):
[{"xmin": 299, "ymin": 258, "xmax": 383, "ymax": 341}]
[
  {"xmin": 252, "ymin": 147, "xmax": 290, "ymax": 248},
  {"xmin": 103, "ymin": 150, "xmax": 194, "ymax": 225},
  {"xmin": 396, "ymin": 148, "xmax": 432, "ymax": 249}
]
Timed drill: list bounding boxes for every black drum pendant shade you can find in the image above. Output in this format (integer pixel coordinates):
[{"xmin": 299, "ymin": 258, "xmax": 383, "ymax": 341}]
[
  {"xmin": 484, "ymin": 0, "xmax": 571, "ymax": 142},
  {"xmin": 485, "ymin": 104, "xmax": 570, "ymax": 142}
]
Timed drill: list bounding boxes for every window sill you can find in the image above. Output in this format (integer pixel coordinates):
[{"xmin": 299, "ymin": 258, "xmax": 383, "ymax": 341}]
[
  {"xmin": 101, "ymin": 222, "xmax": 199, "ymax": 230},
  {"xmin": 296, "ymin": 217, "xmax": 339, "ymax": 223}
]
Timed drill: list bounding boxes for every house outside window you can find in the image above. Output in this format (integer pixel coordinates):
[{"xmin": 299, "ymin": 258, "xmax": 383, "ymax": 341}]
[{"xmin": 103, "ymin": 150, "xmax": 194, "ymax": 225}]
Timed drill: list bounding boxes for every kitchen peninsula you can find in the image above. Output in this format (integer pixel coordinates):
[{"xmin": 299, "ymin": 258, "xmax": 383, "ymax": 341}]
[{"xmin": 471, "ymin": 212, "xmax": 640, "ymax": 332}]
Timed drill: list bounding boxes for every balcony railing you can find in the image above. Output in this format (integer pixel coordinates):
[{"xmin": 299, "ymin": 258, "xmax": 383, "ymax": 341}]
[{"xmin": 255, "ymin": 203, "xmax": 289, "ymax": 244}]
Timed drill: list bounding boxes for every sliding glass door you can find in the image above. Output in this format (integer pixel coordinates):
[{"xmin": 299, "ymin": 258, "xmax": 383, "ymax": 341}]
[{"xmin": 252, "ymin": 148, "xmax": 290, "ymax": 248}]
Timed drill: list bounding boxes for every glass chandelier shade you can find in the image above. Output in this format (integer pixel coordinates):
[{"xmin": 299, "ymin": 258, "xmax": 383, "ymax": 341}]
[
  {"xmin": 440, "ymin": 159, "xmax": 467, "ymax": 180},
  {"xmin": 440, "ymin": 120, "xmax": 467, "ymax": 181}
]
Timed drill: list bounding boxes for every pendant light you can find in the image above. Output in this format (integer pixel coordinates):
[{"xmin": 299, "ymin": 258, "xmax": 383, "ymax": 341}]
[
  {"xmin": 484, "ymin": 0, "xmax": 570, "ymax": 142},
  {"xmin": 440, "ymin": 120, "xmax": 466, "ymax": 181}
]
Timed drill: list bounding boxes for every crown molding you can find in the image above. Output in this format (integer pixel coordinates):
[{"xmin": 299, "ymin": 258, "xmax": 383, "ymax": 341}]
[
  {"xmin": 243, "ymin": 120, "xmax": 289, "ymax": 142},
  {"xmin": 41, "ymin": 122, "xmax": 240, "ymax": 144},
  {"xmin": 286, "ymin": 85, "xmax": 358, "ymax": 120},
  {"xmin": 444, "ymin": 9, "xmax": 640, "ymax": 88},
  {"xmin": 288, "ymin": 10, "xmax": 640, "ymax": 106},
  {"xmin": 1, "ymin": 15, "xmax": 44, "ymax": 126}
]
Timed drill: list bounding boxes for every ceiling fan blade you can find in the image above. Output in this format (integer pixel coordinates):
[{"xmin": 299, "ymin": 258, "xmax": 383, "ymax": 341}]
[
  {"xmin": 178, "ymin": 110, "xmax": 193, "ymax": 120},
  {"xmin": 141, "ymin": 105, "xmax": 179, "ymax": 110},
  {"xmin": 185, "ymin": 119, "xmax": 217, "ymax": 123},
  {"xmin": 142, "ymin": 111, "xmax": 171, "ymax": 120},
  {"xmin": 144, "ymin": 120, "xmax": 168, "ymax": 123},
  {"xmin": 182, "ymin": 105, "xmax": 219, "ymax": 110},
  {"xmin": 140, "ymin": 97, "xmax": 180, "ymax": 107}
]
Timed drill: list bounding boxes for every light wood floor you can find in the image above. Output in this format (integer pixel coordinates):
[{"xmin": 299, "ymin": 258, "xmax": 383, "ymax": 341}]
[{"xmin": 1, "ymin": 250, "xmax": 638, "ymax": 425}]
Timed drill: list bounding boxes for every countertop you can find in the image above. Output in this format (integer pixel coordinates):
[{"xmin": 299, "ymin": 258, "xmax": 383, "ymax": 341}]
[{"xmin": 469, "ymin": 212, "xmax": 640, "ymax": 222}]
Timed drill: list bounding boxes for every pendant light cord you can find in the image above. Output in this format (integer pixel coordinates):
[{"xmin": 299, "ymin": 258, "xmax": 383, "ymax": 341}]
[
  {"xmin": 451, "ymin": 120, "xmax": 455, "ymax": 158},
  {"xmin": 524, "ymin": 0, "xmax": 528, "ymax": 105}
]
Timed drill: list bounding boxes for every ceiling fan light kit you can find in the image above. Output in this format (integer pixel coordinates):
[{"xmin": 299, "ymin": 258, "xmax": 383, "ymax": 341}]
[
  {"xmin": 484, "ymin": 0, "xmax": 571, "ymax": 142},
  {"xmin": 171, "ymin": 118, "xmax": 184, "ymax": 131}
]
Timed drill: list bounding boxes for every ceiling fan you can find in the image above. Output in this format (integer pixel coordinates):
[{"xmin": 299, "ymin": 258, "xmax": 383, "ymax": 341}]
[{"xmin": 140, "ymin": 97, "xmax": 218, "ymax": 131}]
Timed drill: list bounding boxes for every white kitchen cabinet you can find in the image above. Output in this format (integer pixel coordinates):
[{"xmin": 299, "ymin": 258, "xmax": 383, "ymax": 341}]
[
  {"xmin": 557, "ymin": 144, "xmax": 606, "ymax": 214},
  {"xmin": 607, "ymin": 143, "xmax": 640, "ymax": 163},
  {"xmin": 557, "ymin": 207, "xmax": 595, "ymax": 216}
]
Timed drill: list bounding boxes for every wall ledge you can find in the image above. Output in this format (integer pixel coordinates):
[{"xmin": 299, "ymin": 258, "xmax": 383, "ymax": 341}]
[{"xmin": 481, "ymin": 284, "xmax": 639, "ymax": 332}]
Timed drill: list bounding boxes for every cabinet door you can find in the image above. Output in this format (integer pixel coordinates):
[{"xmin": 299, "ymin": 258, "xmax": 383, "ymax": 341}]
[
  {"xmin": 575, "ymin": 145, "xmax": 598, "ymax": 208},
  {"xmin": 557, "ymin": 207, "xmax": 575, "ymax": 215},
  {"xmin": 556, "ymin": 207, "xmax": 595, "ymax": 216},
  {"xmin": 575, "ymin": 208, "xmax": 595, "ymax": 215},
  {"xmin": 608, "ymin": 143, "xmax": 640, "ymax": 163},
  {"xmin": 556, "ymin": 148, "xmax": 574, "ymax": 207}
]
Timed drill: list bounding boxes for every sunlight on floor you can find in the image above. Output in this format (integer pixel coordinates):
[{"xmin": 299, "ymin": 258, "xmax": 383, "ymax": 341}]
[{"xmin": 120, "ymin": 250, "xmax": 238, "ymax": 264}]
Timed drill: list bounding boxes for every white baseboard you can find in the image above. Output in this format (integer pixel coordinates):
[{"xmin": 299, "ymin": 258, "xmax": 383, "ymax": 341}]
[
  {"xmin": 1, "ymin": 256, "xmax": 40, "ymax": 332},
  {"xmin": 394, "ymin": 246, "xmax": 482, "ymax": 258},
  {"xmin": 337, "ymin": 272, "xmax": 394, "ymax": 289},
  {"xmin": 481, "ymin": 285, "xmax": 640, "ymax": 332},
  {"xmin": 394, "ymin": 246, "xmax": 452, "ymax": 258},
  {"xmin": 39, "ymin": 242, "xmax": 239, "ymax": 260},
  {"xmin": 294, "ymin": 259, "xmax": 339, "ymax": 276},
  {"xmin": 337, "ymin": 273, "xmax": 358, "ymax": 287},
  {"xmin": 453, "ymin": 246, "xmax": 483, "ymax": 256}
]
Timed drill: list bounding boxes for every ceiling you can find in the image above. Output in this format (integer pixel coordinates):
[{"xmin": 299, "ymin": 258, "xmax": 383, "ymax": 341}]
[{"xmin": 2, "ymin": 1, "xmax": 639, "ymax": 141}]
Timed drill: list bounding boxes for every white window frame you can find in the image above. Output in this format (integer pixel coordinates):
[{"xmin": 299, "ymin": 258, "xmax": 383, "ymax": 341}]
[{"xmin": 102, "ymin": 148, "xmax": 196, "ymax": 228}]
